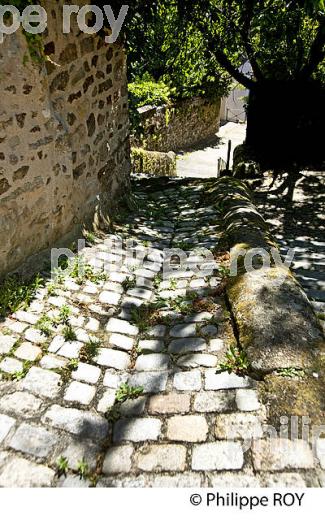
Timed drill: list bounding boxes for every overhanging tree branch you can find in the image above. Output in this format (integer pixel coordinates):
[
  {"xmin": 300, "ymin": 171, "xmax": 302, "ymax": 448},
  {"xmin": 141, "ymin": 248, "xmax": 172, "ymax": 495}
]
[
  {"xmin": 298, "ymin": 18, "xmax": 325, "ymax": 78},
  {"xmin": 240, "ymin": 0, "xmax": 265, "ymax": 81},
  {"xmin": 193, "ymin": 1, "xmax": 260, "ymax": 87},
  {"xmin": 207, "ymin": 41, "xmax": 256, "ymax": 89},
  {"xmin": 241, "ymin": 38, "xmax": 264, "ymax": 81}
]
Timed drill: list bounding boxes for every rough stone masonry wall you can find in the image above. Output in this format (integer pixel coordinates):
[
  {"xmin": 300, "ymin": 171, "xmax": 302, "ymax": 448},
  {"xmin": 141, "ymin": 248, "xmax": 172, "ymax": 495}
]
[
  {"xmin": 132, "ymin": 97, "xmax": 221, "ymax": 153},
  {"xmin": 0, "ymin": 0, "xmax": 130, "ymax": 279}
]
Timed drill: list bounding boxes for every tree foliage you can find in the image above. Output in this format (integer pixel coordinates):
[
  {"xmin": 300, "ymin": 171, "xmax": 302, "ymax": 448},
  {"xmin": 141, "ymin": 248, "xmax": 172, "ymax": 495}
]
[
  {"xmin": 7, "ymin": 1, "xmax": 325, "ymax": 89},
  {"xmin": 109, "ymin": 0, "xmax": 325, "ymax": 89},
  {"xmin": 109, "ymin": 0, "xmax": 325, "ymax": 165},
  {"xmin": 128, "ymin": 76, "xmax": 174, "ymax": 108},
  {"xmin": 127, "ymin": 75, "xmax": 175, "ymax": 131},
  {"xmin": 110, "ymin": 0, "xmax": 231, "ymax": 99},
  {"xmin": 176, "ymin": 0, "xmax": 325, "ymax": 89}
]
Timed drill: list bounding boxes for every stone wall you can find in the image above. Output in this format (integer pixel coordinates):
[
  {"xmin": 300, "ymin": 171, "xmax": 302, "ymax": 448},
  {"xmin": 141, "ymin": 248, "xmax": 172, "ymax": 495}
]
[
  {"xmin": 0, "ymin": 0, "xmax": 130, "ymax": 278},
  {"xmin": 132, "ymin": 97, "xmax": 221, "ymax": 153},
  {"xmin": 131, "ymin": 148, "xmax": 177, "ymax": 177}
]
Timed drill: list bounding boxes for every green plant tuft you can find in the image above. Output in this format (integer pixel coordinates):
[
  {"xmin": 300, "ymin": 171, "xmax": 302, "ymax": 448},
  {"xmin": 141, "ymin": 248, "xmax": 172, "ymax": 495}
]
[
  {"xmin": 0, "ymin": 274, "xmax": 43, "ymax": 318},
  {"xmin": 63, "ymin": 325, "xmax": 77, "ymax": 342},
  {"xmin": 276, "ymin": 367, "xmax": 306, "ymax": 378},
  {"xmin": 122, "ymin": 276, "xmax": 136, "ymax": 292},
  {"xmin": 56, "ymin": 456, "xmax": 69, "ymax": 477},
  {"xmin": 79, "ymin": 339, "xmax": 101, "ymax": 363},
  {"xmin": 218, "ymin": 345, "xmax": 251, "ymax": 376},
  {"xmin": 106, "ymin": 383, "xmax": 144, "ymax": 423},
  {"xmin": 77, "ymin": 460, "xmax": 89, "ymax": 480},
  {"xmin": 115, "ymin": 383, "xmax": 144, "ymax": 403}
]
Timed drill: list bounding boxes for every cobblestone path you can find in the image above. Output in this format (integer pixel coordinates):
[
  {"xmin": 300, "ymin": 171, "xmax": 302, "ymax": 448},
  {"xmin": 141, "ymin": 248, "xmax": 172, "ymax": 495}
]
[
  {"xmin": 257, "ymin": 171, "xmax": 325, "ymax": 308},
  {"xmin": 0, "ymin": 176, "xmax": 324, "ymax": 487},
  {"xmin": 255, "ymin": 170, "xmax": 325, "ymax": 346}
]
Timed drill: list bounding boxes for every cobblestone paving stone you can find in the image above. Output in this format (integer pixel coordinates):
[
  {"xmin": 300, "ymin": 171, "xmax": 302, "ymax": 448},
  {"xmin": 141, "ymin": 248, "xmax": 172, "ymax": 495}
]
[
  {"xmin": 256, "ymin": 172, "xmax": 325, "ymax": 307},
  {"xmin": 0, "ymin": 175, "xmax": 324, "ymax": 487}
]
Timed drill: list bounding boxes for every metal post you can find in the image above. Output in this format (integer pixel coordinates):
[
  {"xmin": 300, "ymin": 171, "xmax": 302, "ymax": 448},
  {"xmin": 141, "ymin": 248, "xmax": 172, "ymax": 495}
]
[{"xmin": 226, "ymin": 140, "xmax": 232, "ymax": 171}]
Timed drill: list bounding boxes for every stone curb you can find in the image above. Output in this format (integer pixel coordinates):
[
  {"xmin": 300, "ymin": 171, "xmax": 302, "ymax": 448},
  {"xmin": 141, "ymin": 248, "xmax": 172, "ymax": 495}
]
[{"xmin": 206, "ymin": 177, "xmax": 325, "ymax": 424}]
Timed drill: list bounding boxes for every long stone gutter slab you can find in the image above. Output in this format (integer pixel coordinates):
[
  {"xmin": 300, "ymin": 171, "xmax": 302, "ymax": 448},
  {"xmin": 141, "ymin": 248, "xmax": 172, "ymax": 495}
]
[{"xmin": 206, "ymin": 177, "xmax": 325, "ymax": 425}]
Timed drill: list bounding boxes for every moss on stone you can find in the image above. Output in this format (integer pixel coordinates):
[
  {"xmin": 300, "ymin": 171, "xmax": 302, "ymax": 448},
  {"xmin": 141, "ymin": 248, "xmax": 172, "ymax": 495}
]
[
  {"xmin": 131, "ymin": 147, "xmax": 177, "ymax": 176},
  {"xmin": 209, "ymin": 176, "xmax": 325, "ymax": 425},
  {"xmin": 258, "ymin": 373, "xmax": 325, "ymax": 429}
]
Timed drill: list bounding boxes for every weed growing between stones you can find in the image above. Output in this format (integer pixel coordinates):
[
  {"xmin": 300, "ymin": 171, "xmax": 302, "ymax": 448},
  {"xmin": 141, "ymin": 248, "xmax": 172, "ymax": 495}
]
[
  {"xmin": 130, "ymin": 293, "xmax": 221, "ymax": 333},
  {"xmin": 218, "ymin": 344, "xmax": 251, "ymax": 376},
  {"xmin": 79, "ymin": 339, "xmax": 101, "ymax": 364},
  {"xmin": 68, "ymin": 258, "xmax": 107, "ymax": 285},
  {"xmin": 82, "ymin": 230, "xmax": 97, "ymax": 246},
  {"xmin": 218, "ymin": 264, "xmax": 231, "ymax": 279},
  {"xmin": 63, "ymin": 325, "xmax": 77, "ymax": 342},
  {"xmin": 7, "ymin": 340, "xmax": 20, "ymax": 357},
  {"xmin": 23, "ymin": 33, "xmax": 44, "ymax": 65},
  {"xmin": 59, "ymin": 359, "xmax": 79, "ymax": 383},
  {"xmin": 153, "ymin": 273, "xmax": 162, "ymax": 289},
  {"xmin": 52, "ymin": 257, "xmax": 107, "ymax": 287},
  {"xmin": 130, "ymin": 304, "xmax": 162, "ymax": 333},
  {"xmin": 169, "ymin": 278, "xmax": 177, "ymax": 290},
  {"xmin": 1, "ymin": 360, "xmax": 32, "ymax": 382},
  {"xmin": 0, "ymin": 274, "xmax": 44, "ymax": 318},
  {"xmin": 77, "ymin": 460, "xmax": 89, "ymax": 480},
  {"xmin": 130, "ymin": 297, "xmax": 176, "ymax": 332},
  {"xmin": 57, "ymin": 305, "xmax": 71, "ymax": 325},
  {"xmin": 106, "ymin": 383, "xmax": 144, "ymax": 422},
  {"xmin": 36, "ymin": 306, "xmax": 72, "ymax": 339},
  {"xmin": 275, "ymin": 368, "xmax": 306, "ymax": 378},
  {"xmin": 121, "ymin": 276, "xmax": 136, "ymax": 292},
  {"xmin": 55, "ymin": 456, "xmax": 92, "ymax": 482},
  {"xmin": 36, "ymin": 316, "xmax": 53, "ymax": 337},
  {"xmin": 47, "ymin": 283, "xmax": 58, "ymax": 296},
  {"xmin": 115, "ymin": 383, "xmax": 144, "ymax": 402},
  {"xmin": 55, "ymin": 456, "xmax": 69, "ymax": 478}
]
